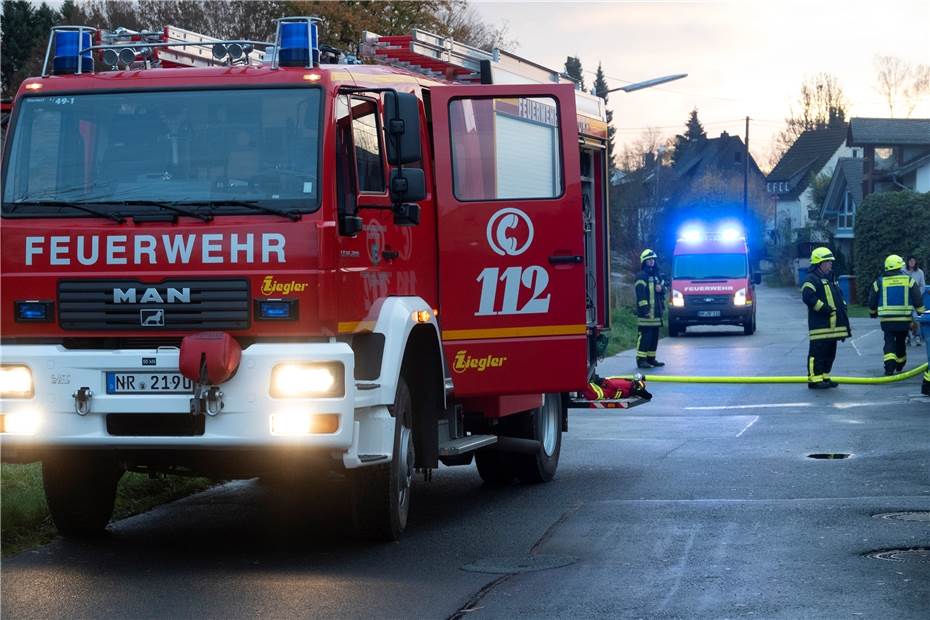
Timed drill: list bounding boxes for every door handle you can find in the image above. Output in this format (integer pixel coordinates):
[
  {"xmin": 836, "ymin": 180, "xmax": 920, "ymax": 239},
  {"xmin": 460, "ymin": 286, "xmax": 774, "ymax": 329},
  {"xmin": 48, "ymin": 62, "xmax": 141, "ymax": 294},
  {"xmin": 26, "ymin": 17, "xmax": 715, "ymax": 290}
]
[{"xmin": 549, "ymin": 255, "xmax": 583, "ymax": 265}]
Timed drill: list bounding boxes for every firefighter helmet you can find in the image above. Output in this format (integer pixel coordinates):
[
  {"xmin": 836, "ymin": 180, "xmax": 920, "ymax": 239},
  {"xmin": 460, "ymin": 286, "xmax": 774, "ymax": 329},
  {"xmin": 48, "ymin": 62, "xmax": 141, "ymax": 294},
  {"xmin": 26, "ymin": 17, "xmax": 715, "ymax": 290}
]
[
  {"xmin": 640, "ymin": 249, "xmax": 658, "ymax": 263},
  {"xmin": 810, "ymin": 247, "xmax": 835, "ymax": 265},
  {"xmin": 884, "ymin": 254, "xmax": 905, "ymax": 271}
]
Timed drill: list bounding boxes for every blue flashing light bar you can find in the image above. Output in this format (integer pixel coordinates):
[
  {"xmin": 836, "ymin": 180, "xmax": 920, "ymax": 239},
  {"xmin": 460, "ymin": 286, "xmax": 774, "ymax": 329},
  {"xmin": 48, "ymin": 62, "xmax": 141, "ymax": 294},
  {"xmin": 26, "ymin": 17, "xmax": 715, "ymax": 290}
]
[
  {"xmin": 678, "ymin": 223, "xmax": 745, "ymax": 243},
  {"xmin": 278, "ymin": 19, "xmax": 319, "ymax": 67},
  {"xmin": 257, "ymin": 300, "xmax": 296, "ymax": 320},
  {"xmin": 679, "ymin": 226, "xmax": 704, "ymax": 244},
  {"xmin": 53, "ymin": 29, "xmax": 93, "ymax": 74}
]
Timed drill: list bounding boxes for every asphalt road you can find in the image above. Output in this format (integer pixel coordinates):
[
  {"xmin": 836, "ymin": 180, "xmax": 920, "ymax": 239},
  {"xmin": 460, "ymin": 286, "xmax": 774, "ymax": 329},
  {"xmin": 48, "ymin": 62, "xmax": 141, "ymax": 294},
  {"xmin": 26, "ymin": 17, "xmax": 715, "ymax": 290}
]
[{"xmin": 3, "ymin": 285, "xmax": 929, "ymax": 619}]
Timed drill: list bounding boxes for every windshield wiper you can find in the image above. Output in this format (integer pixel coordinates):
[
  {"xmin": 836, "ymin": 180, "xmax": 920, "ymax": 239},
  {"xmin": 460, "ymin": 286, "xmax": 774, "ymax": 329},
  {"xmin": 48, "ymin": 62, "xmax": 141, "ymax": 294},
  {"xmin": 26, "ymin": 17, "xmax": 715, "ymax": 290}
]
[
  {"xmin": 181, "ymin": 200, "xmax": 301, "ymax": 221},
  {"xmin": 100, "ymin": 200, "xmax": 214, "ymax": 222},
  {"xmin": 5, "ymin": 200, "xmax": 125, "ymax": 223}
]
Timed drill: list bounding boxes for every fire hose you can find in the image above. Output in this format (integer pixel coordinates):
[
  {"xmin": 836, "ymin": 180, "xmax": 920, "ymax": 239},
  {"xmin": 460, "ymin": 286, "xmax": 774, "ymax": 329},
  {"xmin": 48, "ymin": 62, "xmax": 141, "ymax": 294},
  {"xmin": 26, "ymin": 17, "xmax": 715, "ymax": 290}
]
[{"xmin": 619, "ymin": 362, "xmax": 928, "ymax": 385}]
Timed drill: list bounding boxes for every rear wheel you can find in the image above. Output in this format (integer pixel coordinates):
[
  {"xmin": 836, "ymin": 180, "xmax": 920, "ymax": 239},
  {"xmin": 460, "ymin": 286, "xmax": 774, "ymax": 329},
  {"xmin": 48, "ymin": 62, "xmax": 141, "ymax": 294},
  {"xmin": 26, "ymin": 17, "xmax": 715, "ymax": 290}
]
[
  {"xmin": 475, "ymin": 450, "xmax": 516, "ymax": 486},
  {"xmin": 513, "ymin": 393, "xmax": 563, "ymax": 484},
  {"xmin": 43, "ymin": 452, "xmax": 123, "ymax": 537},
  {"xmin": 350, "ymin": 378, "xmax": 414, "ymax": 541}
]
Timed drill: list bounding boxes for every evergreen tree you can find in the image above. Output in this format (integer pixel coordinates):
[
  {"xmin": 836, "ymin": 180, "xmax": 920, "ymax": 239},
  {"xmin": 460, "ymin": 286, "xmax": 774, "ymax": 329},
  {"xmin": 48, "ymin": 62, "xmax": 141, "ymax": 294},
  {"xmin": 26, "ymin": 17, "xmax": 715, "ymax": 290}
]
[
  {"xmin": 1, "ymin": 1, "xmax": 59, "ymax": 97},
  {"xmin": 672, "ymin": 107, "xmax": 707, "ymax": 164},
  {"xmin": 593, "ymin": 62, "xmax": 615, "ymax": 173},
  {"xmin": 564, "ymin": 56, "xmax": 584, "ymax": 90}
]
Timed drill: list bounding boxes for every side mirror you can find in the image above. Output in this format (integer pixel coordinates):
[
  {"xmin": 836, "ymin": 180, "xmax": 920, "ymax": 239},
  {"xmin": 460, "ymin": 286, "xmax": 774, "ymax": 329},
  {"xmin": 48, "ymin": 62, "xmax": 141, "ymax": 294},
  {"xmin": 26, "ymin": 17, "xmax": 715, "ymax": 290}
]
[
  {"xmin": 383, "ymin": 92, "xmax": 422, "ymax": 165},
  {"xmin": 392, "ymin": 203, "xmax": 420, "ymax": 227},
  {"xmin": 753, "ymin": 272, "xmax": 762, "ymax": 285},
  {"xmin": 340, "ymin": 215, "xmax": 363, "ymax": 237},
  {"xmin": 390, "ymin": 168, "xmax": 426, "ymax": 203}
]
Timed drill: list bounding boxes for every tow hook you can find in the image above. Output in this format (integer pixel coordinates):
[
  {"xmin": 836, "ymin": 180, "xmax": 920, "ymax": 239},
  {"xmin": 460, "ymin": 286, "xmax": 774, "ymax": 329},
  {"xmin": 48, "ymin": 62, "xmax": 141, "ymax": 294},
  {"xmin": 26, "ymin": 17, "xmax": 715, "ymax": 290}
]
[
  {"xmin": 191, "ymin": 385, "xmax": 224, "ymax": 417},
  {"xmin": 72, "ymin": 387, "xmax": 93, "ymax": 415}
]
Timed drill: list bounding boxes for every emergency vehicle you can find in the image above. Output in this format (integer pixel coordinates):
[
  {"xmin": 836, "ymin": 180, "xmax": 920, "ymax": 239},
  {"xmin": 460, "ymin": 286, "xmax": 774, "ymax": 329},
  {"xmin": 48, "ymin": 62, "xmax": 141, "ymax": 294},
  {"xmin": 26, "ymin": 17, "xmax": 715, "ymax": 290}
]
[
  {"xmin": 0, "ymin": 18, "xmax": 623, "ymax": 540},
  {"xmin": 667, "ymin": 224, "xmax": 761, "ymax": 336}
]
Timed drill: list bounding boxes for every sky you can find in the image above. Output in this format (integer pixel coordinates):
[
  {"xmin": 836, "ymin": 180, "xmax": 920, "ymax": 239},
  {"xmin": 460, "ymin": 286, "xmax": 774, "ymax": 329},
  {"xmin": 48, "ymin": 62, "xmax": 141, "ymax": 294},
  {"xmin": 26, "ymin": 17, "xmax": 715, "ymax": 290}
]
[{"xmin": 473, "ymin": 0, "xmax": 930, "ymax": 167}]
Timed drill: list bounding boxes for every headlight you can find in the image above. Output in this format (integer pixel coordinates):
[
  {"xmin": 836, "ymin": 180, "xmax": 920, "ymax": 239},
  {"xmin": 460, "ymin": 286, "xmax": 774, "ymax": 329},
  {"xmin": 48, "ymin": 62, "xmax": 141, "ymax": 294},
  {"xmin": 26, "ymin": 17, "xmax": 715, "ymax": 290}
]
[
  {"xmin": 0, "ymin": 365, "xmax": 34, "ymax": 399},
  {"xmin": 734, "ymin": 288, "xmax": 747, "ymax": 306},
  {"xmin": 672, "ymin": 290, "xmax": 684, "ymax": 307},
  {"xmin": 270, "ymin": 363, "xmax": 344, "ymax": 398}
]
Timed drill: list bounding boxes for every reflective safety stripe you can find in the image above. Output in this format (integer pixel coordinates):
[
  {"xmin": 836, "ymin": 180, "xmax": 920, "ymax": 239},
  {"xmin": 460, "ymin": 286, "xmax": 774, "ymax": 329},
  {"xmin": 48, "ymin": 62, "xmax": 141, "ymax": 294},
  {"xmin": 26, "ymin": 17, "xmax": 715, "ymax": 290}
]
[
  {"xmin": 638, "ymin": 318, "xmax": 662, "ymax": 326},
  {"xmin": 813, "ymin": 300, "xmax": 825, "ymax": 311},
  {"xmin": 895, "ymin": 355, "xmax": 907, "ymax": 363},
  {"xmin": 879, "ymin": 275, "xmax": 911, "ymax": 316},
  {"xmin": 808, "ymin": 356, "xmax": 823, "ymax": 383},
  {"xmin": 801, "ymin": 282, "xmax": 816, "ymax": 293},
  {"xmin": 634, "ymin": 280, "xmax": 647, "ymax": 287},
  {"xmin": 648, "ymin": 279, "xmax": 655, "ymax": 319},
  {"xmin": 638, "ymin": 300, "xmax": 649, "ymax": 306},
  {"xmin": 636, "ymin": 333, "xmax": 647, "ymax": 358},
  {"xmin": 590, "ymin": 383, "xmax": 604, "ymax": 399},
  {"xmin": 822, "ymin": 279, "xmax": 837, "ymax": 311},
  {"xmin": 883, "ymin": 353, "xmax": 897, "ymax": 362},
  {"xmin": 879, "ymin": 316, "xmax": 913, "ymax": 322}
]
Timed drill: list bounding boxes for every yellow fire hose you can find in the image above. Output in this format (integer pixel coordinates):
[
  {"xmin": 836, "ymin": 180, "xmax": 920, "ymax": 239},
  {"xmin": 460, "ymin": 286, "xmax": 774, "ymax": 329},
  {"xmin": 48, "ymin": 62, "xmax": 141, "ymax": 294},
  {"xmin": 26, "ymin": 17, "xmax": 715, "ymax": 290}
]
[{"xmin": 617, "ymin": 362, "xmax": 929, "ymax": 385}]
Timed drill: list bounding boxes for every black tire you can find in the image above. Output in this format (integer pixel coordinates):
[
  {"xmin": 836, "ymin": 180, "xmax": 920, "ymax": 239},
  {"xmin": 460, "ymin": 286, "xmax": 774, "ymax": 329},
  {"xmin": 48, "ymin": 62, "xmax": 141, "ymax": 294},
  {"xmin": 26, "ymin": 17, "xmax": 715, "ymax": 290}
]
[
  {"xmin": 743, "ymin": 313, "xmax": 756, "ymax": 335},
  {"xmin": 475, "ymin": 449, "xmax": 516, "ymax": 486},
  {"xmin": 513, "ymin": 393, "xmax": 563, "ymax": 484},
  {"xmin": 42, "ymin": 452, "xmax": 123, "ymax": 537},
  {"xmin": 350, "ymin": 377, "xmax": 414, "ymax": 541},
  {"xmin": 669, "ymin": 321, "xmax": 682, "ymax": 337}
]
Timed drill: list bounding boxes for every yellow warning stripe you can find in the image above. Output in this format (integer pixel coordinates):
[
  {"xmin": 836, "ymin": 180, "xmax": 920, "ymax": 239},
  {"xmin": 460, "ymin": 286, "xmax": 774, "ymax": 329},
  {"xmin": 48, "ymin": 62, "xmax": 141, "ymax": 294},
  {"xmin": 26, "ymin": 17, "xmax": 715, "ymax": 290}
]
[
  {"xmin": 442, "ymin": 324, "xmax": 587, "ymax": 341},
  {"xmin": 338, "ymin": 320, "xmax": 376, "ymax": 333}
]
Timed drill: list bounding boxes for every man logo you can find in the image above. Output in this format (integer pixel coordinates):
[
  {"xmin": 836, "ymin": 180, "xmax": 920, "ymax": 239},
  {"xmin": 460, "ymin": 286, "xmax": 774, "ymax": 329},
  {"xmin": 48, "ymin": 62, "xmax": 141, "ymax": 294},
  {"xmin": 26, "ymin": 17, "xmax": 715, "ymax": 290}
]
[
  {"xmin": 140, "ymin": 309, "xmax": 165, "ymax": 327},
  {"xmin": 486, "ymin": 208, "xmax": 534, "ymax": 256}
]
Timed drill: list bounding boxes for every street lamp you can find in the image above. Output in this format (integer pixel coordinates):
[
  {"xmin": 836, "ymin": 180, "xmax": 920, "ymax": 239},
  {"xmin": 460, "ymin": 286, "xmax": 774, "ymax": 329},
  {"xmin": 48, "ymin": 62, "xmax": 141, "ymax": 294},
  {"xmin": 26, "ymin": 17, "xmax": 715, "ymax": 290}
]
[{"xmin": 605, "ymin": 73, "xmax": 688, "ymax": 94}]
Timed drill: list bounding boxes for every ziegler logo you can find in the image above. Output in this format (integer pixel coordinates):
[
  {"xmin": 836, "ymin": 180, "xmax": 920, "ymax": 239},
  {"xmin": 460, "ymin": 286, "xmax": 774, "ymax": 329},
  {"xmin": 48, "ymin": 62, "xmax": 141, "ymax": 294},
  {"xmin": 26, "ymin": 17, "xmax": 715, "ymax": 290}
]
[
  {"xmin": 113, "ymin": 287, "xmax": 190, "ymax": 304},
  {"xmin": 261, "ymin": 276, "xmax": 308, "ymax": 296},
  {"xmin": 452, "ymin": 350, "xmax": 507, "ymax": 374}
]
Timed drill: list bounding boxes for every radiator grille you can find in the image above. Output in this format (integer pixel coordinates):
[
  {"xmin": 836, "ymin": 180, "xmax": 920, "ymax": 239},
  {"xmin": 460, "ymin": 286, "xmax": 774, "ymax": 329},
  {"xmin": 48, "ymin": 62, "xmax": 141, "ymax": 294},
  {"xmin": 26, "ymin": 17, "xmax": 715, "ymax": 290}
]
[{"xmin": 58, "ymin": 279, "xmax": 250, "ymax": 331}]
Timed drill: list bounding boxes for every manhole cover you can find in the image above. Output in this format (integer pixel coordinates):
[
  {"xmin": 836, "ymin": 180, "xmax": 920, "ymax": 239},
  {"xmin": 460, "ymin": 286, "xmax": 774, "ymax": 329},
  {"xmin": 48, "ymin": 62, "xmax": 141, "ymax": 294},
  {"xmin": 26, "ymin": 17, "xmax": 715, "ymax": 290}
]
[
  {"xmin": 874, "ymin": 511, "xmax": 930, "ymax": 522},
  {"xmin": 866, "ymin": 548, "xmax": 930, "ymax": 562},
  {"xmin": 461, "ymin": 554, "xmax": 577, "ymax": 574},
  {"xmin": 806, "ymin": 453, "xmax": 851, "ymax": 459}
]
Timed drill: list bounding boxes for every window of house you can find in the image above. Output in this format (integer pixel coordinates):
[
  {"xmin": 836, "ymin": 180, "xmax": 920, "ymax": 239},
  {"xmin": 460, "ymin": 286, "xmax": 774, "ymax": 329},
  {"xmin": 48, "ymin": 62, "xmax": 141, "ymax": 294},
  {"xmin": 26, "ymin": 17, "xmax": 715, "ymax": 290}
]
[
  {"xmin": 448, "ymin": 97, "xmax": 563, "ymax": 201},
  {"xmin": 838, "ymin": 190, "xmax": 855, "ymax": 229}
]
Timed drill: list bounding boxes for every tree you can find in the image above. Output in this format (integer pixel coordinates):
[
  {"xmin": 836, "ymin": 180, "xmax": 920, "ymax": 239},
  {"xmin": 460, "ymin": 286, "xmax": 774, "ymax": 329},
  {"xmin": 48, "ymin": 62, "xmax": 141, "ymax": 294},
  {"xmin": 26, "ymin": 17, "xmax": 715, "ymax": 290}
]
[
  {"xmin": 671, "ymin": 108, "xmax": 706, "ymax": 164},
  {"xmin": 769, "ymin": 73, "xmax": 848, "ymax": 168},
  {"xmin": 593, "ymin": 62, "xmax": 616, "ymax": 173},
  {"xmin": 874, "ymin": 55, "xmax": 930, "ymax": 118},
  {"xmin": 1, "ymin": 1, "xmax": 59, "ymax": 97},
  {"xmin": 563, "ymin": 56, "xmax": 584, "ymax": 90}
]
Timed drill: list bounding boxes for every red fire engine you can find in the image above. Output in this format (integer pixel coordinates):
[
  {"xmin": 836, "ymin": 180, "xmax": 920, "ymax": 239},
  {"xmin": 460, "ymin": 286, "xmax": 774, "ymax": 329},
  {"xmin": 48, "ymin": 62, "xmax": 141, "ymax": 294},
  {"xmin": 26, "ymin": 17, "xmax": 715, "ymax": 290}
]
[{"xmin": 0, "ymin": 17, "xmax": 624, "ymax": 540}]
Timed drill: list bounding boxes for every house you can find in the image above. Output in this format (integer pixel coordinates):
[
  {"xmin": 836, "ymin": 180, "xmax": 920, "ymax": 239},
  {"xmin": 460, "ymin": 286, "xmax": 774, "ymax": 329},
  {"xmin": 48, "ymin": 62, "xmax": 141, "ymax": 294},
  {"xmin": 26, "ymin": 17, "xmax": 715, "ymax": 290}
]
[
  {"xmin": 819, "ymin": 118, "xmax": 930, "ymax": 264},
  {"xmin": 847, "ymin": 117, "xmax": 930, "ymax": 195},
  {"xmin": 765, "ymin": 119, "xmax": 856, "ymax": 241}
]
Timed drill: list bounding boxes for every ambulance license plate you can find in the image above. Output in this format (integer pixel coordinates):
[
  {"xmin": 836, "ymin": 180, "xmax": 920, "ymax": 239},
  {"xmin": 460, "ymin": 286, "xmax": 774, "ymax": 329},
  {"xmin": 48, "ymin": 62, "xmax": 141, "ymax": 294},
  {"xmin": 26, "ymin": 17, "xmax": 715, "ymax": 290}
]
[
  {"xmin": 106, "ymin": 372, "xmax": 193, "ymax": 394},
  {"xmin": 697, "ymin": 310, "xmax": 721, "ymax": 318}
]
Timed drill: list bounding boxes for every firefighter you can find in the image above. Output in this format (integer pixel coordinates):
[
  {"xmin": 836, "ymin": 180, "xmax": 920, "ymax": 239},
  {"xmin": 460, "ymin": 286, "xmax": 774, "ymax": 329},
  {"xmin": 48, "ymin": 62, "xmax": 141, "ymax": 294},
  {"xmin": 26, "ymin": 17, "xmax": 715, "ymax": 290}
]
[
  {"xmin": 801, "ymin": 247, "xmax": 850, "ymax": 389},
  {"xmin": 868, "ymin": 254, "xmax": 926, "ymax": 375},
  {"xmin": 635, "ymin": 249, "xmax": 665, "ymax": 369}
]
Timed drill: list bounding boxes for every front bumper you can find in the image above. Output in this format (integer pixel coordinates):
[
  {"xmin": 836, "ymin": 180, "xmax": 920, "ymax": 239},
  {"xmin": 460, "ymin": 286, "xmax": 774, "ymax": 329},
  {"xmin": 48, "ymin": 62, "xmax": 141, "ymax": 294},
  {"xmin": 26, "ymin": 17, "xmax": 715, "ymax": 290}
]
[
  {"xmin": 0, "ymin": 343, "xmax": 365, "ymax": 458},
  {"xmin": 669, "ymin": 302, "xmax": 753, "ymax": 325}
]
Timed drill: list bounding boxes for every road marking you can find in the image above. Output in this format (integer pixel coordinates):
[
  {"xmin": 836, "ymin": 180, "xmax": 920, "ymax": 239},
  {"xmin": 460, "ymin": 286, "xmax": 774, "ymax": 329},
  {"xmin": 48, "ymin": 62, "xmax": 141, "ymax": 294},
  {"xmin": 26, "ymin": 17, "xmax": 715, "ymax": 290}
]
[
  {"xmin": 831, "ymin": 401, "xmax": 899, "ymax": 409},
  {"xmin": 852, "ymin": 329, "xmax": 878, "ymax": 343},
  {"xmin": 685, "ymin": 402, "xmax": 813, "ymax": 411},
  {"xmin": 850, "ymin": 339, "xmax": 862, "ymax": 356},
  {"xmin": 736, "ymin": 415, "xmax": 759, "ymax": 437}
]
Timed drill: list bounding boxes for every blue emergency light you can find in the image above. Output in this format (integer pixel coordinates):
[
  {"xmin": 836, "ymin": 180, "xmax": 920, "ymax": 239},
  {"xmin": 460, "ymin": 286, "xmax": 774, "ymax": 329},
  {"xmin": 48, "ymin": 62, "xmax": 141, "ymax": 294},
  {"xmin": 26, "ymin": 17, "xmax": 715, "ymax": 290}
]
[
  {"xmin": 679, "ymin": 226, "xmax": 704, "ymax": 244},
  {"xmin": 15, "ymin": 301, "xmax": 53, "ymax": 322},
  {"xmin": 256, "ymin": 299, "xmax": 297, "ymax": 320},
  {"xmin": 277, "ymin": 18, "xmax": 319, "ymax": 67},
  {"xmin": 52, "ymin": 29, "xmax": 93, "ymax": 74}
]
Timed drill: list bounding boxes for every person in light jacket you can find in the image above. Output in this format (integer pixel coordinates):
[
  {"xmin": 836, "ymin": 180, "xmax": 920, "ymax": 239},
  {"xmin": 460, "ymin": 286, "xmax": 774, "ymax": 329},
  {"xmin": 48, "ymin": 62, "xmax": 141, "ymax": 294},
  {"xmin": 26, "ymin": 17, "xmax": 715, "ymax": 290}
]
[{"xmin": 905, "ymin": 256, "xmax": 926, "ymax": 346}]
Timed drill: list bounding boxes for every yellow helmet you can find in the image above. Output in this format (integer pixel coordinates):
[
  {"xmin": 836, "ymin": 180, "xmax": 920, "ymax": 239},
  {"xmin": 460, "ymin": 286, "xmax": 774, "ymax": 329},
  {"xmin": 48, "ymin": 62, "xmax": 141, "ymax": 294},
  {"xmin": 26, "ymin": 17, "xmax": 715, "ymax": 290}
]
[
  {"xmin": 885, "ymin": 254, "xmax": 905, "ymax": 271},
  {"xmin": 640, "ymin": 249, "xmax": 658, "ymax": 263},
  {"xmin": 810, "ymin": 247, "xmax": 835, "ymax": 265}
]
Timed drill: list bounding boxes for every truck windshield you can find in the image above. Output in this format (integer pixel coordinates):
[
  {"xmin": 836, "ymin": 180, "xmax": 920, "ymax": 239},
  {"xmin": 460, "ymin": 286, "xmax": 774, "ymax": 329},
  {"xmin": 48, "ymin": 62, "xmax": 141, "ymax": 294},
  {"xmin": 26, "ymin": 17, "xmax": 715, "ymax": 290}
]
[
  {"xmin": 1, "ymin": 88, "xmax": 321, "ymax": 216},
  {"xmin": 673, "ymin": 253, "xmax": 747, "ymax": 279}
]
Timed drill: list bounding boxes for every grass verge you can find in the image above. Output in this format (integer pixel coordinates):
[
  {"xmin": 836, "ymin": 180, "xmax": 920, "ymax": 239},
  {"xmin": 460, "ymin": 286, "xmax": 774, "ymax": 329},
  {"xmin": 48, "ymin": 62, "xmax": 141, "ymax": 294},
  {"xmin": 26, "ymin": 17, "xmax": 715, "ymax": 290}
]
[
  {"xmin": 1, "ymin": 462, "xmax": 214, "ymax": 557},
  {"xmin": 846, "ymin": 304, "xmax": 874, "ymax": 318},
  {"xmin": 604, "ymin": 306, "xmax": 667, "ymax": 357}
]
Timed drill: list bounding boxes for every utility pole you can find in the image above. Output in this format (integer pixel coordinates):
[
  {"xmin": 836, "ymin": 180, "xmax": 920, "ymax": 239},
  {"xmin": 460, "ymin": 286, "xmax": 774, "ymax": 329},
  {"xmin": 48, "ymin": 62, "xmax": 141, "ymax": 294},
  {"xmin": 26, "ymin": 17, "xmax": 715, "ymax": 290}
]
[{"xmin": 743, "ymin": 116, "xmax": 749, "ymax": 219}]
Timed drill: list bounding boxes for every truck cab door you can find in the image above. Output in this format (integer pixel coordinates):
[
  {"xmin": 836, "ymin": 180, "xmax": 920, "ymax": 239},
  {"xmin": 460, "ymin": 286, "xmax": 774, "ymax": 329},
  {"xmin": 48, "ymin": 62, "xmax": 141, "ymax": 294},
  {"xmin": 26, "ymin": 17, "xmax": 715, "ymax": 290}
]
[{"xmin": 430, "ymin": 84, "xmax": 588, "ymax": 397}]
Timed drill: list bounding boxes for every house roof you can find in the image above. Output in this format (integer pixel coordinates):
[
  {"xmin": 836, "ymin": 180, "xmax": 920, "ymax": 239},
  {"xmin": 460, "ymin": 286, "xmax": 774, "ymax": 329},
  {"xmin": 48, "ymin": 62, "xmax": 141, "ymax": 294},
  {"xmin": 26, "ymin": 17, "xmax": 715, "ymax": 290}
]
[
  {"xmin": 847, "ymin": 117, "xmax": 930, "ymax": 146},
  {"xmin": 767, "ymin": 125, "xmax": 848, "ymax": 198},
  {"xmin": 822, "ymin": 157, "xmax": 863, "ymax": 218},
  {"xmin": 673, "ymin": 133, "xmax": 763, "ymax": 181}
]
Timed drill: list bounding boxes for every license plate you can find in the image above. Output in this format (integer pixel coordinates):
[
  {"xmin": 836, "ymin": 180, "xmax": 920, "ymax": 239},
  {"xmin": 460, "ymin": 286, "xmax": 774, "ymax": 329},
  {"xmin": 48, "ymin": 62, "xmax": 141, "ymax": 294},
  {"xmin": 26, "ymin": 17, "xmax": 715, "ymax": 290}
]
[
  {"xmin": 697, "ymin": 310, "xmax": 721, "ymax": 318},
  {"xmin": 106, "ymin": 372, "xmax": 193, "ymax": 394}
]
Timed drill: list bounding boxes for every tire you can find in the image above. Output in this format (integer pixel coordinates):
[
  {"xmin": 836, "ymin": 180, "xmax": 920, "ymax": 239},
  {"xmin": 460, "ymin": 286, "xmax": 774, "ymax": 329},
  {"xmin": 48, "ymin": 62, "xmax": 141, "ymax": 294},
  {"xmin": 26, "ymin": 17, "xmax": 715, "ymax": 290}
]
[
  {"xmin": 350, "ymin": 377, "xmax": 414, "ymax": 541},
  {"xmin": 743, "ymin": 313, "xmax": 756, "ymax": 335},
  {"xmin": 42, "ymin": 452, "xmax": 123, "ymax": 537},
  {"xmin": 475, "ymin": 450, "xmax": 516, "ymax": 486},
  {"xmin": 669, "ymin": 321, "xmax": 682, "ymax": 337},
  {"xmin": 513, "ymin": 393, "xmax": 563, "ymax": 484}
]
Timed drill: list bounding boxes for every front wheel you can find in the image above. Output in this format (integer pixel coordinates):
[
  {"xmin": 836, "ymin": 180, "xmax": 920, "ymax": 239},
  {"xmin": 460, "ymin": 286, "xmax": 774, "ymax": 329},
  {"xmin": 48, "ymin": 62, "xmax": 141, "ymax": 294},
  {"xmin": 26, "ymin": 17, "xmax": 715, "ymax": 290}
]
[
  {"xmin": 743, "ymin": 313, "xmax": 756, "ymax": 335},
  {"xmin": 513, "ymin": 393, "xmax": 563, "ymax": 484},
  {"xmin": 350, "ymin": 378, "xmax": 415, "ymax": 541},
  {"xmin": 43, "ymin": 452, "xmax": 124, "ymax": 537},
  {"xmin": 669, "ymin": 321, "xmax": 683, "ymax": 337}
]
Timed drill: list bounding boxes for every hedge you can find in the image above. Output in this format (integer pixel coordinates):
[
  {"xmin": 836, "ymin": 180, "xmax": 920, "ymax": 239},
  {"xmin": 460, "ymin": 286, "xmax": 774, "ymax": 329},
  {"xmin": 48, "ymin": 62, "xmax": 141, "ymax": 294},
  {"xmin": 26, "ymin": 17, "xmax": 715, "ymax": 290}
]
[{"xmin": 853, "ymin": 191, "xmax": 930, "ymax": 303}]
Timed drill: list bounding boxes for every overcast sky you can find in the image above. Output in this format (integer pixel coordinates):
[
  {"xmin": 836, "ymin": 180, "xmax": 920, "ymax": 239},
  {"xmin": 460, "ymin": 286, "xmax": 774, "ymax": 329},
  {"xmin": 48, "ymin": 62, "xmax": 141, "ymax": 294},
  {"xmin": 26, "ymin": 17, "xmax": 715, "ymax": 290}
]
[{"xmin": 473, "ymin": 0, "xmax": 930, "ymax": 166}]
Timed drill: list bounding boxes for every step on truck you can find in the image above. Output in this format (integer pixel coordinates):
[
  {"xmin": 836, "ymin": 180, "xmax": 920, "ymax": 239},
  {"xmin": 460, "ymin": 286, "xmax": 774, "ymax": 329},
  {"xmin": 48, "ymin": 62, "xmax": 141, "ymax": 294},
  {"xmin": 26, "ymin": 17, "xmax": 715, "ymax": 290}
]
[{"xmin": 0, "ymin": 17, "xmax": 619, "ymax": 540}]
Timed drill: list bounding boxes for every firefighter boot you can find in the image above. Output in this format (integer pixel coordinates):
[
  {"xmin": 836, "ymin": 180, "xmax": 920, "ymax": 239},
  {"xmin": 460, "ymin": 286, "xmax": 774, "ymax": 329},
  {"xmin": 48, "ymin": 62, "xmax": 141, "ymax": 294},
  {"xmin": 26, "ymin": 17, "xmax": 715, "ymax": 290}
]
[
  {"xmin": 636, "ymin": 359, "xmax": 652, "ymax": 369},
  {"xmin": 808, "ymin": 381, "xmax": 831, "ymax": 390},
  {"xmin": 647, "ymin": 359, "xmax": 666, "ymax": 367},
  {"xmin": 922, "ymin": 377, "xmax": 930, "ymax": 397}
]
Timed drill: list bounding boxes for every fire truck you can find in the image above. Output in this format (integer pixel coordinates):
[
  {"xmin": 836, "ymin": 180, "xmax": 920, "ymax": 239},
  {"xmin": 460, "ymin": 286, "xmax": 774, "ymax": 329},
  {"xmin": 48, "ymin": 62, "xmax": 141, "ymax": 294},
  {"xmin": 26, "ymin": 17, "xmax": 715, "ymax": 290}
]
[{"xmin": 0, "ymin": 17, "xmax": 620, "ymax": 540}]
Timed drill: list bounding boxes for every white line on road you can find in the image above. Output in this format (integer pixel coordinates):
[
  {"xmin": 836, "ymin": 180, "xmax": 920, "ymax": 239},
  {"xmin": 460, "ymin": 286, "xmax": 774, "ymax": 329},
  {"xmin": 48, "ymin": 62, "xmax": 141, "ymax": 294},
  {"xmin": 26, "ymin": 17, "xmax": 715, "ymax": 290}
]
[
  {"xmin": 685, "ymin": 402, "xmax": 813, "ymax": 411},
  {"xmin": 850, "ymin": 339, "xmax": 862, "ymax": 356},
  {"xmin": 736, "ymin": 415, "xmax": 759, "ymax": 437},
  {"xmin": 852, "ymin": 329, "xmax": 878, "ymax": 343}
]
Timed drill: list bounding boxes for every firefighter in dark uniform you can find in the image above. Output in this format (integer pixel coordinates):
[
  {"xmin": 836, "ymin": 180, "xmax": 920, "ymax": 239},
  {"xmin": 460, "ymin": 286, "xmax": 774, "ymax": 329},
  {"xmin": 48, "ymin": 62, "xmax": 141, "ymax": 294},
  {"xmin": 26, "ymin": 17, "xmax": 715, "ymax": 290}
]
[
  {"xmin": 635, "ymin": 249, "xmax": 665, "ymax": 369},
  {"xmin": 801, "ymin": 247, "xmax": 851, "ymax": 389},
  {"xmin": 868, "ymin": 254, "xmax": 926, "ymax": 375}
]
